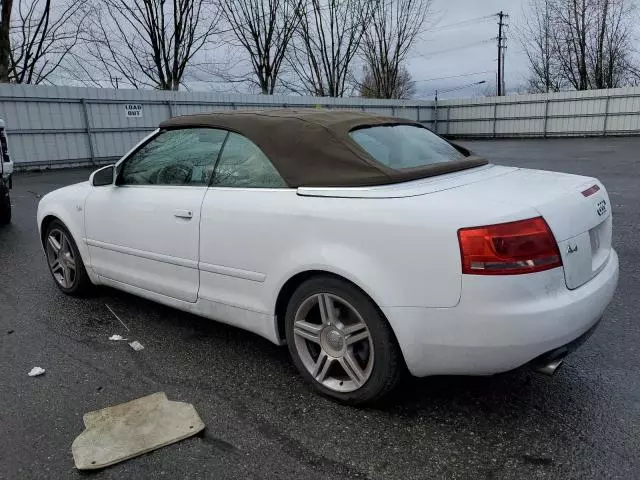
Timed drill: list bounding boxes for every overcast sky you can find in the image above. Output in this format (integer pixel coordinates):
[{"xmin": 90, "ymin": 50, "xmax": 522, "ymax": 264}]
[
  {"xmin": 406, "ymin": 0, "xmax": 528, "ymax": 99},
  {"xmin": 200, "ymin": 0, "xmax": 531, "ymax": 98},
  {"xmin": 62, "ymin": 0, "xmax": 637, "ymax": 99}
]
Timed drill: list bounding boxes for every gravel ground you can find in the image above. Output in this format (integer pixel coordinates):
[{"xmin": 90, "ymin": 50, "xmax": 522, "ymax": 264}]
[{"xmin": 1, "ymin": 137, "xmax": 639, "ymax": 479}]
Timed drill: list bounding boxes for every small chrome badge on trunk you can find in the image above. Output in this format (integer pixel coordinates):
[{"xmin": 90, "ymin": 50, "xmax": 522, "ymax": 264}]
[
  {"xmin": 567, "ymin": 243, "xmax": 579, "ymax": 254},
  {"xmin": 597, "ymin": 199, "xmax": 607, "ymax": 216}
]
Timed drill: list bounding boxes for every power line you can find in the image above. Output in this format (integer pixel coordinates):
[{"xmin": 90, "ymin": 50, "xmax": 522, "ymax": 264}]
[
  {"xmin": 412, "ymin": 70, "xmax": 494, "ymax": 84},
  {"xmin": 434, "ymin": 80, "xmax": 487, "ymax": 96},
  {"xmin": 416, "ymin": 15, "xmax": 495, "ymax": 44},
  {"xmin": 427, "ymin": 15, "xmax": 496, "ymax": 33},
  {"xmin": 417, "ymin": 80, "xmax": 488, "ymax": 100},
  {"xmin": 408, "ymin": 38, "xmax": 494, "ymax": 61}
]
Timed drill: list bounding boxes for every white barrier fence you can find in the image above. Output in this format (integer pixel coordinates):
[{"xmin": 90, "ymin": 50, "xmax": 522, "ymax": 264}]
[
  {"xmin": 435, "ymin": 87, "xmax": 640, "ymax": 138},
  {"xmin": 0, "ymin": 85, "xmax": 433, "ymax": 169},
  {"xmin": 1, "ymin": 84, "xmax": 639, "ymax": 169}
]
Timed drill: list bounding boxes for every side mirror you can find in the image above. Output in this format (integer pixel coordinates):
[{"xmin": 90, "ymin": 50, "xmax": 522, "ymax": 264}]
[{"xmin": 90, "ymin": 165, "xmax": 115, "ymax": 187}]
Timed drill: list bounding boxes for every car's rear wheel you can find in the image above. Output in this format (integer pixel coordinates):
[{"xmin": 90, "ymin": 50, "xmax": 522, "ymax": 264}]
[
  {"xmin": 0, "ymin": 183, "xmax": 10, "ymax": 225},
  {"xmin": 44, "ymin": 220, "xmax": 91, "ymax": 295},
  {"xmin": 285, "ymin": 276, "xmax": 403, "ymax": 405}
]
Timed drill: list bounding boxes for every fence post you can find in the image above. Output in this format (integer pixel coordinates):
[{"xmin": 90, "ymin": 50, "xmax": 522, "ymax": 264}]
[
  {"xmin": 446, "ymin": 107, "xmax": 451, "ymax": 135},
  {"xmin": 543, "ymin": 99, "xmax": 550, "ymax": 138},
  {"xmin": 602, "ymin": 96, "xmax": 611, "ymax": 136},
  {"xmin": 434, "ymin": 101, "xmax": 438, "ymax": 133},
  {"xmin": 391, "ymin": 105, "xmax": 395, "ymax": 117},
  {"xmin": 165, "ymin": 100, "xmax": 174, "ymax": 117},
  {"xmin": 492, "ymin": 102, "xmax": 498, "ymax": 138},
  {"xmin": 80, "ymin": 99, "xmax": 96, "ymax": 165},
  {"xmin": 416, "ymin": 105, "xmax": 420, "ymax": 122}
]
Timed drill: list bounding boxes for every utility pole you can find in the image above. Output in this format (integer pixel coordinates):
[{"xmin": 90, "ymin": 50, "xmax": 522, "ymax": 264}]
[{"xmin": 496, "ymin": 11, "xmax": 509, "ymax": 96}]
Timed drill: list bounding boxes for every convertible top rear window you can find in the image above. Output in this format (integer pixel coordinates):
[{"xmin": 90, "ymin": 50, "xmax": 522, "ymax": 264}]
[{"xmin": 349, "ymin": 125, "xmax": 465, "ymax": 170}]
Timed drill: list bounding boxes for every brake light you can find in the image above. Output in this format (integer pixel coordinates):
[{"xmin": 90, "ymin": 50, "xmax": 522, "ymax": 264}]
[{"xmin": 458, "ymin": 217, "xmax": 562, "ymax": 275}]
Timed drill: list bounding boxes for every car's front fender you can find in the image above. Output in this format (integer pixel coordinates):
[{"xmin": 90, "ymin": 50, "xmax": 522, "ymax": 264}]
[{"xmin": 37, "ymin": 182, "xmax": 98, "ymax": 282}]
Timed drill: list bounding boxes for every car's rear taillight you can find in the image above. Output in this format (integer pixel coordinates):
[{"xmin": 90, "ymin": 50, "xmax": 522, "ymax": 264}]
[{"xmin": 458, "ymin": 217, "xmax": 562, "ymax": 275}]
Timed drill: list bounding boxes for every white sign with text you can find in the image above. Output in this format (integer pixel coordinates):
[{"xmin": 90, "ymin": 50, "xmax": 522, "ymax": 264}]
[{"xmin": 125, "ymin": 104, "xmax": 143, "ymax": 118}]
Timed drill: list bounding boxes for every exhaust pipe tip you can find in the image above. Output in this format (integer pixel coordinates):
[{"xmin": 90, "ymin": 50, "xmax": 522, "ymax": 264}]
[{"xmin": 534, "ymin": 358, "xmax": 564, "ymax": 376}]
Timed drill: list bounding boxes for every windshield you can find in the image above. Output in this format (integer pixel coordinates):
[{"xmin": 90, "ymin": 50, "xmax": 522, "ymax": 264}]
[{"xmin": 349, "ymin": 125, "xmax": 465, "ymax": 170}]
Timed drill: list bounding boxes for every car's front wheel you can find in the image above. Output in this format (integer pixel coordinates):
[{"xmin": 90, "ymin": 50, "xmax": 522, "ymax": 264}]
[
  {"xmin": 44, "ymin": 220, "xmax": 92, "ymax": 295},
  {"xmin": 285, "ymin": 276, "xmax": 403, "ymax": 405}
]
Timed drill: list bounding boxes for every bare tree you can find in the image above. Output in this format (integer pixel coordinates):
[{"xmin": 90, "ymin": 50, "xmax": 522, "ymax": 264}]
[
  {"xmin": 0, "ymin": 0, "xmax": 14, "ymax": 82},
  {"xmin": 360, "ymin": 0, "xmax": 431, "ymax": 99},
  {"xmin": 359, "ymin": 63, "xmax": 415, "ymax": 98},
  {"xmin": 286, "ymin": 0, "xmax": 374, "ymax": 97},
  {"xmin": 220, "ymin": 0, "xmax": 301, "ymax": 94},
  {"xmin": 521, "ymin": 0, "xmax": 639, "ymax": 92},
  {"xmin": 588, "ymin": 0, "xmax": 638, "ymax": 88},
  {"xmin": 520, "ymin": 0, "xmax": 565, "ymax": 92},
  {"xmin": 554, "ymin": 0, "xmax": 591, "ymax": 90},
  {"xmin": 8, "ymin": 0, "xmax": 86, "ymax": 84},
  {"xmin": 80, "ymin": 0, "xmax": 221, "ymax": 90}
]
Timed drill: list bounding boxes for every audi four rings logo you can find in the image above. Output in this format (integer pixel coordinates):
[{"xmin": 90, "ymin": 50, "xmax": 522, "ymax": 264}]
[{"xmin": 597, "ymin": 199, "xmax": 607, "ymax": 216}]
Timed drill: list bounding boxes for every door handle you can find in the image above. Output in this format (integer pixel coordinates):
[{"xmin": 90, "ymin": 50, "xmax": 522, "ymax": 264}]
[{"xmin": 174, "ymin": 209, "xmax": 193, "ymax": 219}]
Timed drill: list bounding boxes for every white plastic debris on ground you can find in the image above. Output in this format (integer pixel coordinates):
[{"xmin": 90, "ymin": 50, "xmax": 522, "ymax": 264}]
[
  {"xmin": 72, "ymin": 392, "xmax": 205, "ymax": 470},
  {"xmin": 129, "ymin": 341, "xmax": 144, "ymax": 351},
  {"xmin": 108, "ymin": 335, "xmax": 127, "ymax": 341},
  {"xmin": 28, "ymin": 367, "xmax": 45, "ymax": 377}
]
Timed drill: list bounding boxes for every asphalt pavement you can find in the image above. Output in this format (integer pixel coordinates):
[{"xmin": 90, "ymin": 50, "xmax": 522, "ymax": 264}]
[{"xmin": 1, "ymin": 137, "xmax": 639, "ymax": 479}]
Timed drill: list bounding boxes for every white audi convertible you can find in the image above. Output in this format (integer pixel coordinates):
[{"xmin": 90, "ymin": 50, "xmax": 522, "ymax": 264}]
[{"xmin": 37, "ymin": 110, "xmax": 619, "ymax": 404}]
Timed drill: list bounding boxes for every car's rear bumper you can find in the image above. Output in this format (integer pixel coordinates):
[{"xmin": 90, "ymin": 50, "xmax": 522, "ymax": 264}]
[{"xmin": 383, "ymin": 249, "xmax": 619, "ymax": 377}]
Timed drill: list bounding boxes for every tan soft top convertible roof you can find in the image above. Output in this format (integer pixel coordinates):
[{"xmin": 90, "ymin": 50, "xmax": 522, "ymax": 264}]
[{"xmin": 160, "ymin": 109, "xmax": 487, "ymax": 188}]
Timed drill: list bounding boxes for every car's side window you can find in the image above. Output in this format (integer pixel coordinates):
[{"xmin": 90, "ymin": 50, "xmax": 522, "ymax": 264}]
[
  {"xmin": 119, "ymin": 128, "xmax": 227, "ymax": 186},
  {"xmin": 212, "ymin": 132, "xmax": 287, "ymax": 188}
]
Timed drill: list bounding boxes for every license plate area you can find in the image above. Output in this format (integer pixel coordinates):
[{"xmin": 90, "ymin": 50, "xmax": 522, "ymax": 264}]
[
  {"xmin": 560, "ymin": 214, "xmax": 611, "ymax": 290},
  {"xmin": 589, "ymin": 216, "xmax": 611, "ymax": 274}
]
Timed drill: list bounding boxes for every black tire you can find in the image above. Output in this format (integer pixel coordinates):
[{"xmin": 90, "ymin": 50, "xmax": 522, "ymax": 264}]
[
  {"xmin": 285, "ymin": 275, "xmax": 403, "ymax": 405},
  {"xmin": 0, "ymin": 183, "xmax": 10, "ymax": 225},
  {"xmin": 44, "ymin": 220, "xmax": 92, "ymax": 295}
]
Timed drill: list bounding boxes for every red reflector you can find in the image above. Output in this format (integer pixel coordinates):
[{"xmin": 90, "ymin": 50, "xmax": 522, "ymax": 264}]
[
  {"xmin": 581, "ymin": 184, "xmax": 600, "ymax": 197},
  {"xmin": 458, "ymin": 217, "xmax": 562, "ymax": 275}
]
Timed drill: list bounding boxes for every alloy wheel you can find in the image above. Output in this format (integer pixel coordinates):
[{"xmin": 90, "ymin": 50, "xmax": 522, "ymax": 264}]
[
  {"xmin": 46, "ymin": 228, "xmax": 77, "ymax": 289},
  {"xmin": 293, "ymin": 293, "xmax": 374, "ymax": 393}
]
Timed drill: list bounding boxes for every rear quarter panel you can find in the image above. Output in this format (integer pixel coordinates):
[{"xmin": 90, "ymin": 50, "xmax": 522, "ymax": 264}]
[{"xmin": 199, "ymin": 187, "xmax": 539, "ymax": 313}]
